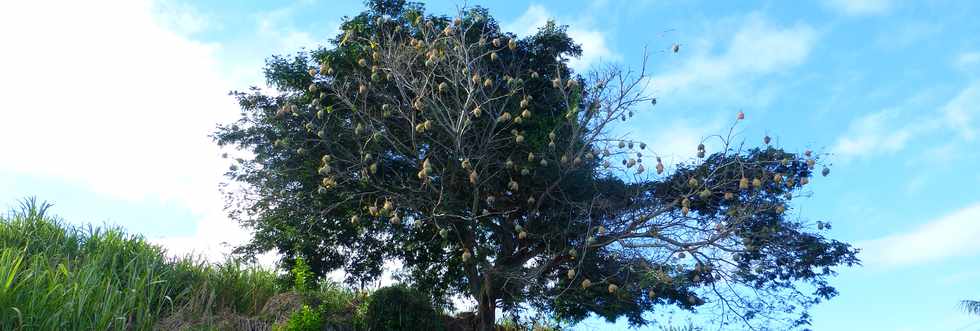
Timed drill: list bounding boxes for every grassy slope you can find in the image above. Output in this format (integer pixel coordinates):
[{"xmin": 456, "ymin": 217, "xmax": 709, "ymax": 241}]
[{"xmin": 0, "ymin": 198, "xmax": 280, "ymax": 330}]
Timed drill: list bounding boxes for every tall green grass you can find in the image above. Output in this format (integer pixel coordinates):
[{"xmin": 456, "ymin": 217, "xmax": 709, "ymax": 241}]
[{"xmin": 0, "ymin": 198, "xmax": 281, "ymax": 330}]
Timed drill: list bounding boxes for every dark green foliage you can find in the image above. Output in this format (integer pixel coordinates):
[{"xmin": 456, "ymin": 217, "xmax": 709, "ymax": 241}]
[{"xmin": 365, "ymin": 285, "xmax": 444, "ymax": 331}]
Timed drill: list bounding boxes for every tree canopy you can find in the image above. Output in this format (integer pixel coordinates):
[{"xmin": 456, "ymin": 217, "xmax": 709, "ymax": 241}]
[{"xmin": 213, "ymin": 1, "xmax": 859, "ymax": 329}]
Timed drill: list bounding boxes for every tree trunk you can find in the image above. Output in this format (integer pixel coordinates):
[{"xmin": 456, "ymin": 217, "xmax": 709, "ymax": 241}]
[{"xmin": 476, "ymin": 272, "xmax": 496, "ymax": 331}]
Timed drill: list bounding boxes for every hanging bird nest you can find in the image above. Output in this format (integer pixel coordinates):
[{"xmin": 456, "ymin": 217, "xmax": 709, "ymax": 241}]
[{"xmin": 699, "ymin": 189, "xmax": 712, "ymax": 199}]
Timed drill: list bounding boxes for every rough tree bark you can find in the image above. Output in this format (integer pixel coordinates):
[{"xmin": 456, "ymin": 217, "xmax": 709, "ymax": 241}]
[{"xmin": 477, "ymin": 272, "xmax": 496, "ymax": 331}]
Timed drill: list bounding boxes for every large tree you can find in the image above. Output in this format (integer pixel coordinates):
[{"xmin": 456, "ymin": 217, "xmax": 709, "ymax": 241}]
[{"xmin": 214, "ymin": 1, "xmax": 859, "ymax": 329}]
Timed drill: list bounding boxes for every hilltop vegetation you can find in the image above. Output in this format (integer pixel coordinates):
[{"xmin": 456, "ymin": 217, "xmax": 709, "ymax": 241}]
[
  {"xmin": 0, "ymin": 198, "xmax": 563, "ymax": 330},
  {"xmin": 0, "ymin": 198, "xmax": 281, "ymax": 330}
]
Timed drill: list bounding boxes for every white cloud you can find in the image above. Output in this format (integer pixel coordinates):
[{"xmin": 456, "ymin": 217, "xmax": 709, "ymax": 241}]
[
  {"xmin": 938, "ymin": 268, "xmax": 980, "ymax": 286},
  {"xmin": 859, "ymin": 202, "xmax": 980, "ymax": 268},
  {"xmin": 941, "ymin": 82, "xmax": 980, "ymax": 140},
  {"xmin": 954, "ymin": 51, "xmax": 980, "ymax": 73},
  {"xmin": 823, "ymin": 0, "xmax": 893, "ymax": 16},
  {"xmin": 0, "ymin": 0, "xmax": 248, "ymax": 260},
  {"xmin": 503, "ymin": 5, "xmax": 550, "ymax": 37},
  {"xmin": 629, "ymin": 119, "xmax": 725, "ymax": 165},
  {"xmin": 504, "ymin": 5, "xmax": 617, "ymax": 72},
  {"xmin": 831, "ymin": 109, "xmax": 923, "ymax": 159},
  {"xmin": 566, "ymin": 30, "xmax": 615, "ymax": 73},
  {"xmin": 152, "ymin": 0, "xmax": 210, "ymax": 36},
  {"xmin": 649, "ymin": 14, "xmax": 817, "ymax": 105},
  {"xmin": 256, "ymin": 7, "xmax": 320, "ymax": 52},
  {"xmin": 873, "ymin": 22, "xmax": 941, "ymax": 49},
  {"xmin": 832, "ymin": 81, "xmax": 980, "ymax": 160}
]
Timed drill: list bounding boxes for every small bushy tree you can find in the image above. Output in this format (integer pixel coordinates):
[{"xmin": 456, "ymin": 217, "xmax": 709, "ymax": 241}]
[
  {"xmin": 214, "ymin": 1, "xmax": 859, "ymax": 329},
  {"xmin": 291, "ymin": 256, "xmax": 313, "ymax": 292},
  {"xmin": 365, "ymin": 285, "xmax": 444, "ymax": 331},
  {"xmin": 277, "ymin": 305, "xmax": 324, "ymax": 331}
]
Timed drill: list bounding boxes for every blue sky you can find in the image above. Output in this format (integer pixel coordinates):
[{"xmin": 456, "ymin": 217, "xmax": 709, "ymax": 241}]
[{"xmin": 1, "ymin": 0, "xmax": 979, "ymax": 330}]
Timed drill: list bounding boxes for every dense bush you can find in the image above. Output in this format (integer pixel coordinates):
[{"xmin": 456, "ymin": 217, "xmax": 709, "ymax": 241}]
[
  {"xmin": 314, "ymin": 281, "xmax": 369, "ymax": 328},
  {"xmin": 365, "ymin": 285, "xmax": 444, "ymax": 331},
  {"xmin": 276, "ymin": 305, "xmax": 324, "ymax": 331}
]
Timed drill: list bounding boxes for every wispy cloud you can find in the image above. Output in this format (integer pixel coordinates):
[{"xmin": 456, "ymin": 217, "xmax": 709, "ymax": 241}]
[
  {"xmin": 954, "ymin": 51, "xmax": 980, "ymax": 73},
  {"xmin": 627, "ymin": 118, "xmax": 727, "ymax": 165},
  {"xmin": 942, "ymin": 82, "xmax": 980, "ymax": 140},
  {"xmin": 255, "ymin": 6, "xmax": 321, "ymax": 52},
  {"xmin": 823, "ymin": 0, "xmax": 894, "ymax": 16},
  {"xmin": 152, "ymin": 0, "xmax": 210, "ymax": 36},
  {"xmin": 831, "ymin": 108, "xmax": 925, "ymax": 160},
  {"xmin": 215, "ymin": 1, "xmax": 340, "ymax": 91},
  {"xmin": 649, "ymin": 14, "xmax": 818, "ymax": 106},
  {"xmin": 873, "ymin": 21, "xmax": 941, "ymax": 49},
  {"xmin": 504, "ymin": 5, "xmax": 617, "ymax": 72},
  {"xmin": 831, "ymin": 81, "xmax": 980, "ymax": 160},
  {"xmin": 859, "ymin": 202, "xmax": 980, "ymax": 268},
  {"xmin": 938, "ymin": 268, "xmax": 980, "ymax": 286}
]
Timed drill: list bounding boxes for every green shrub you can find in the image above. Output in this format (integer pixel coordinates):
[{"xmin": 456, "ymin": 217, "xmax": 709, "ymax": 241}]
[
  {"xmin": 365, "ymin": 285, "xmax": 444, "ymax": 331},
  {"xmin": 313, "ymin": 281, "xmax": 360, "ymax": 324},
  {"xmin": 275, "ymin": 304, "xmax": 324, "ymax": 331},
  {"xmin": 498, "ymin": 316, "xmax": 562, "ymax": 331},
  {"xmin": 291, "ymin": 256, "xmax": 313, "ymax": 293}
]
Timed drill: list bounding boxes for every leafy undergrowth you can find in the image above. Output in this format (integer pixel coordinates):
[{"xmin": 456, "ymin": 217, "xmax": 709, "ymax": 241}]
[{"xmin": 0, "ymin": 198, "xmax": 565, "ymax": 330}]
